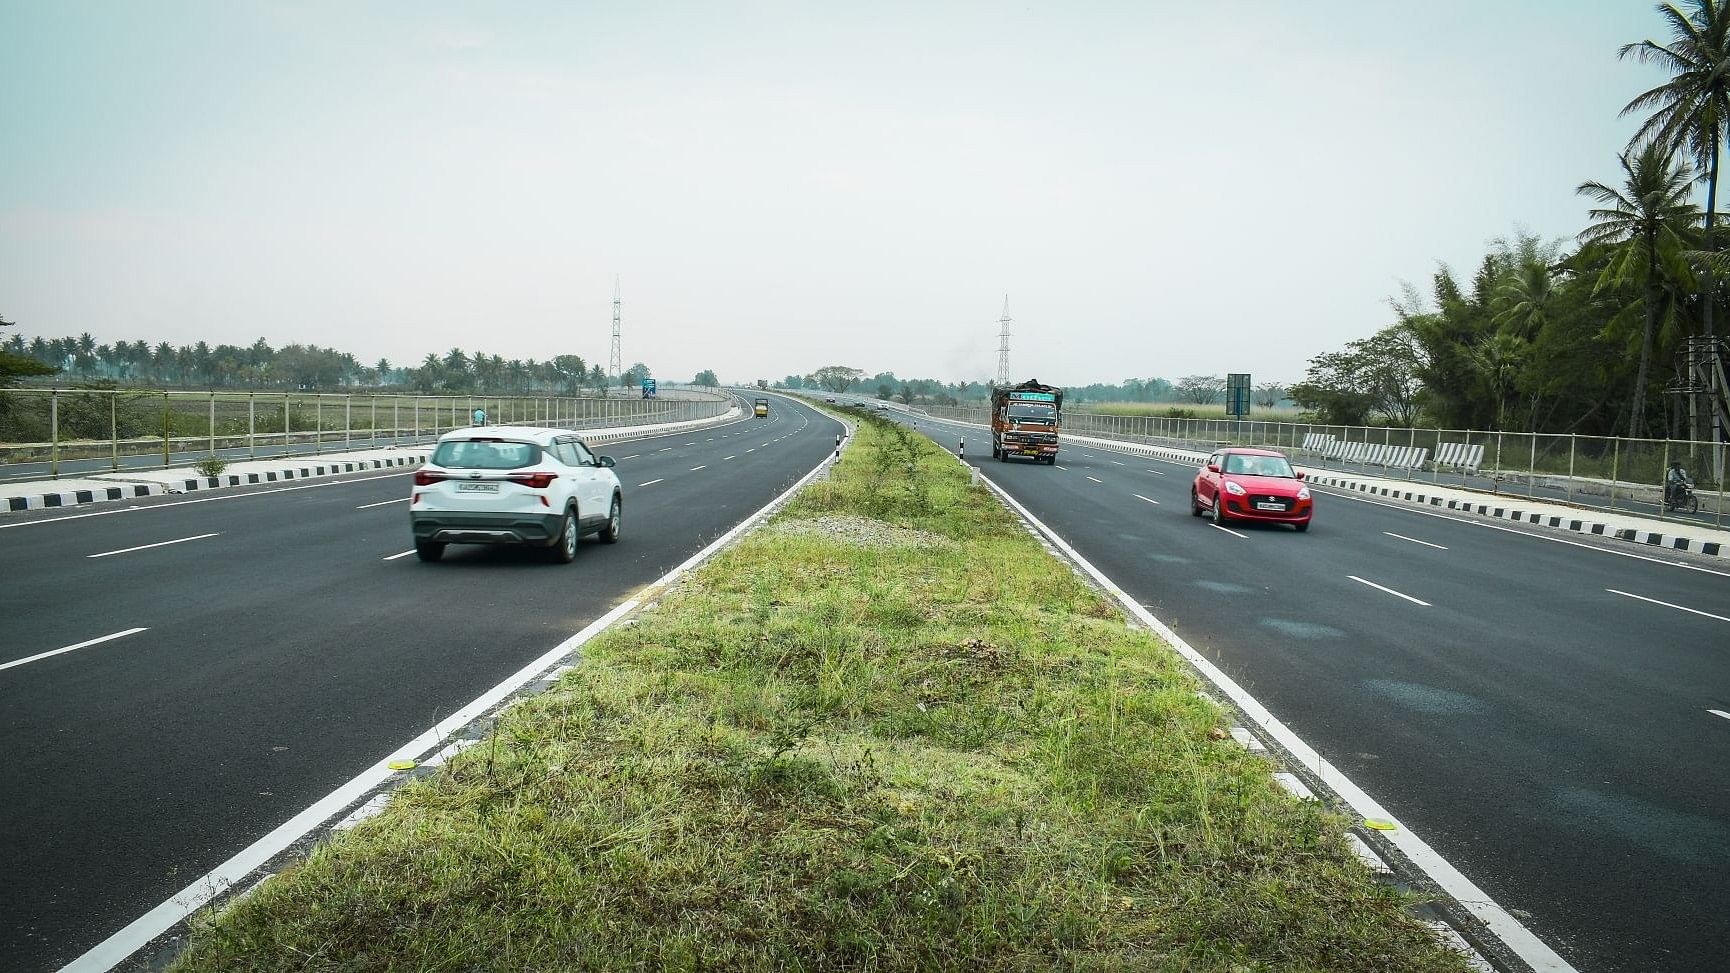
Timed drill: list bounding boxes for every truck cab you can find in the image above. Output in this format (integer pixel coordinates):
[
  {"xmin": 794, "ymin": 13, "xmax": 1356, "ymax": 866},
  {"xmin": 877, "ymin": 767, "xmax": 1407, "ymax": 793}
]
[
  {"xmin": 990, "ymin": 380, "xmax": 1063, "ymax": 464},
  {"xmin": 754, "ymin": 398, "xmax": 770, "ymax": 417}
]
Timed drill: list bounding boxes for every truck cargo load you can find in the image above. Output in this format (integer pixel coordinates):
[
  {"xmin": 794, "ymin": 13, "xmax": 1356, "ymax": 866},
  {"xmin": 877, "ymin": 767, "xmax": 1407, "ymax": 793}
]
[
  {"xmin": 990, "ymin": 380, "xmax": 1062, "ymax": 464},
  {"xmin": 754, "ymin": 397, "xmax": 770, "ymax": 417}
]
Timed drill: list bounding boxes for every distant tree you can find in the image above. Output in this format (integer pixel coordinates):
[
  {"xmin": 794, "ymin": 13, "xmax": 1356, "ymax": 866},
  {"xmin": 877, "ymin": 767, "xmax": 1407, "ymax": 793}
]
[
  {"xmin": 1254, "ymin": 381, "xmax": 1285, "ymax": 408},
  {"xmin": 1175, "ymin": 374, "xmax": 1225, "ymax": 404},
  {"xmin": 693, "ymin": 369, "xmax": 719, "ymax": 387},
  {"xmin": 810, "ymin": 365, "xmax": 865, "ymax": 392},
  {"xmin": 876, "ymin": 382, "xmax": 892, "ymax": 400},
  {"xmin": 0, "ymin": 316, "xmax": 56, "ymax": 386},
  {"xmin": 781, "ymin": 374, "xmax": 804, "ymax": 389},
  {"xmin": 623, "ymin": 362, "xmax": 651, "ymax": 387},
  {"xmin": 551, "ymin": 355, "xmax": 587, "ymax": 395}
]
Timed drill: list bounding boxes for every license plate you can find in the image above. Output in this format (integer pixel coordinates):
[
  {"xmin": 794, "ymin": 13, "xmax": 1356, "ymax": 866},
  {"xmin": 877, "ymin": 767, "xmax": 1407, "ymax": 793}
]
[
  {"xmin": 1255, "ymin": 501, "xmax": 1284, "ymax": 511},
  {"xmin": 457, "ymin": 482, "xmax": 499, "ymax": 493}
]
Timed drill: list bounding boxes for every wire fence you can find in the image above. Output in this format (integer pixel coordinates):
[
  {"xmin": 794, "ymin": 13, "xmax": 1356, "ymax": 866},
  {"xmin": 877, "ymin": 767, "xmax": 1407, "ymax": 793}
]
[
  {"xmin": 0, "ymin": 387, "xmax": 733, "ymax": 482},
  {"xmin": 919, "ymin": 403, "xmax": 1728, "ymax": 527}
]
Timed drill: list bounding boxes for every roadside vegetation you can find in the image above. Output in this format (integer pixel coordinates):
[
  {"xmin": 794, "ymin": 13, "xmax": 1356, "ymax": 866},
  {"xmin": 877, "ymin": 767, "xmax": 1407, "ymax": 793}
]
[{"xmin": 171, "ymin": 413, "xmax": 1467, "ymax": 972}]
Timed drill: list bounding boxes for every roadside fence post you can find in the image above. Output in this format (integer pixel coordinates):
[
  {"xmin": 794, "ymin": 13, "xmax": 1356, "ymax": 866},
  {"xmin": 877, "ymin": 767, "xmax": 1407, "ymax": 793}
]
[
  {"xmin": 392, "ymin": 398, "xmax": 399, "ymax": 446},
  {"xmin": 958, "ymin": 438, "xmax": 965, "ymax": 461},
  {"xmin": 314, "ymin": 396, "xmax": 323, "ymax": 455},
  {"xmin": 1610, "ymin": 438, "xmax": 1620, "ymax": 512},
  {"xmin": 1566, "ymin": 434, "xmax": 1576, "ymax": 505},
  {"xmin": 1493, "ymin": 431, "xmax": 1503, "ymax": 491},
  {"xmin": 283, "ymin": 393, "xmax": 291, "ymax": 457},
  {"xmin": 248, "ymin": 394, "xmax": 256, "ymax": 459},
  {"xmin": 1528, "ymin": 433, "xmax": 1537, "ymax": 499},
  {"xmin": 208, "ymin": 391, "xmax": 216, "ymax": 457},
  {"xmin": 1660, "ymin": 441, "xmax": 1670, "ymax": 521},
  {"xmin": 50, "ymin": 389, "xmax": 60, "ymax": 479},
  {"xmin": 414, "ymin": 398, "xmax": 420, "ymax": 443},
  {"xmin": 345, "ymin": 394, "xmax": 352, "ymax": 452},
  {"xmin": 162, "ymin": 391, "xmax": 172, "ymax": 468},
  {"xmin": 109, "ymin": 394, "xmax": 119, "ymax": 472}
]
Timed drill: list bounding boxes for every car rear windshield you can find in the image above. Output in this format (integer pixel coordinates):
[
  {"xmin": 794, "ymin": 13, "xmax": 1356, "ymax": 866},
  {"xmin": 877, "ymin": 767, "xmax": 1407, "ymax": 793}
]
[
  {"xmin": 1007, "ymin": 404, "xmax": 1055, "ymax": 420},
  {"xmin": 432, "ymin": 439, "xmax": 541, "ymax": 469},
  {"xmin": 1224, "ymin": 453, "xmax": 1295, "ymax": 477}
]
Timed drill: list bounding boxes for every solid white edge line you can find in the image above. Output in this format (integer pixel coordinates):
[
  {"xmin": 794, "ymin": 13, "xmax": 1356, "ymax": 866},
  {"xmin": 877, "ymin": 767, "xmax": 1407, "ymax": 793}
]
[
  {"xmin": 1133, "ymin": 494, "xmax": 1160, "ymax": 505},
  {"xmin": 1383, "ymin": 531, "xmax": 1449, "ymax": 550},
  {"xmin": 971, "ymin": 471, "xmax": 1576, "ymax": 973},
  {"xmin": 0, "ymin": 472, "xmax": 414, "ymax": 531},
  {"xmin": 0, "ymin": 627, "xmax": 149, "ymax": 673},
  {"xmin": 382, "ymin": 550, "xmax": 416, "ymax": 561},
  {"xmin": 1709, "ymin": 709, "xmax": 1730, "ymax": 722},
  {"xmin": 62, "ymin": 410, "xmax": 853, "ymax": 973},
  {"xmin": 1348, "ymin": 575, "xmax": 1432, "ymax": 607},
  {"xmin": 355, "ymin": 498, "xmax": 405, "ymax": 509},
  {"xmin": 1210, "ymin": 523, "xmax": 1247, "ymax": 539},
  {"xmin": 1605, "ymin": 588, "xmax": 1730, "ymax": 623},
  {"xmin": 86, "ymin": 533, "xmax": 220, "ymax": 559}
]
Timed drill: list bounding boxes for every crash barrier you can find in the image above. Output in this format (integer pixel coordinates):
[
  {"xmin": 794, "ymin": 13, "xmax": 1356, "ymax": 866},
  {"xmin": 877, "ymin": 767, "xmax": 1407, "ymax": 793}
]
[
  {"xmin": 1300, "ymin": 432, "xmax": 1337, "ymax": 455},
  {"xmin": 1434, "ymin": 442, "xmax": 1485, "ymax": 474},
  {"xmin": 1327, "ymin": 441, "xmax": 1429, "ymax": 470}
]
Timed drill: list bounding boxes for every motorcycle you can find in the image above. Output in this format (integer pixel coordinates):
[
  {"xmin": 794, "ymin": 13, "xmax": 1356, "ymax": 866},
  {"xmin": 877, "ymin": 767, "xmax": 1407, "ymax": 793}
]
[{"xmin": 1664, "ymin": 476, "xmax": 1700, "ymax": 514}]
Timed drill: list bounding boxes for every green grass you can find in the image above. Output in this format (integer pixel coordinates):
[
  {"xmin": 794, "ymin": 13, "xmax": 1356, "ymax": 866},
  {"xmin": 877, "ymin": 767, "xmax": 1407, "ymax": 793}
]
[
  {"xmin": 170, "ymin": 414, "xmax": 1471, "ymax": 972},
  {"xmin": 1084, "ymin": 402, "xmax": 1303, "ymax": 422}
]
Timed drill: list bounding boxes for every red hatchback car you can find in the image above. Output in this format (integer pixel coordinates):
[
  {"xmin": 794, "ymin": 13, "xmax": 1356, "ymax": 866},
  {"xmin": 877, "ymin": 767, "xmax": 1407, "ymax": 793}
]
[{"xmin": 1191, "ymin": 447, "xmax": 1312, "ymax": 530}]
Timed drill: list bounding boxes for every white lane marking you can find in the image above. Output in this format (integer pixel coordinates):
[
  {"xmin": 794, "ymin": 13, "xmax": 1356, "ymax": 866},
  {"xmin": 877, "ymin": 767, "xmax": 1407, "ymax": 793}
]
[
  {"xmin": 1133, "ymin": 494, "xmax": 1160, "ymax": 505},
  {"xmin": 0, "ymin": 627, "xmax": 149, "ymax": 673},
  {"xmin": 1313, "ymin": 487, "xmax": 1730, "ymax": 580},
  {"xmin": 1111, "ymin": 461, "xmax": 1125, "ymax": 466},
  {"xmin": 1349, "ymin": 575, "xmax": 1431, "ymax": 607},
  {"xmin": 1383, "ymin": 531, "xmax": 1448, "ymax": 550},
  {"xmin": 62, "ymin": 420, "xmax": 857, "ymax": 973},
  {"xmin": 1085, "ymin": 475, "xmax": 1103, "ymax": 483},
  {"xmin": 971, "ymin": 472, "xmax": 1576, "ymax": 973},
  {"xmin": 1709, "ymin": 709, "xmax": 1730, "ymax": 722},
  {"xmin": 0, "ymin": 472, "xmax": 412, "ymax": 531},
  {"xmin": 87, "ymin": 532, "xmax": 221, "ymax": 559},
  {"xmin": 382, "ymin": 550, "xmax": 416, "ymax": 561},
  {"xmin": 1053, "ymin": 464, "xmax": 1068, "ymax": 470},
  {"xmin": 685, "ymin": 443, "xmax": 696, "ymax": 446},
  {"xmin": 723, "ymin": 455, "xmax": 735, "ymax": 461},
  {"xmin": 1605, "ymin": 589, "xmax": 1730, "ymax": 623},
  {"xmin": 1146, "ymin": 469, "xmax": 1165, "ymax": 475},
  {"xmin": 618, "ymin": 454, "xmax": 640, "ymax": 460},
  {"xmin": 658, "ymin": 447, "xmax": 673, "ymax": 451},
  {"xmin": 1210, "ymin": 523, "xmax": 1247, "ymax": 539},
  {"xmin": 355, "ymin": 498, "xmax": 405, "ymax": 509},
  {"xmin": 689, "ymin": 465, "xmax": 706, "ymax": 472},
  {"xmin": 746, "ymin": 448, "xmax": 756, "ymax": 453},
  {"xmin": 637, "ymin": 479, "xmax": 664, "ymax": 487}
]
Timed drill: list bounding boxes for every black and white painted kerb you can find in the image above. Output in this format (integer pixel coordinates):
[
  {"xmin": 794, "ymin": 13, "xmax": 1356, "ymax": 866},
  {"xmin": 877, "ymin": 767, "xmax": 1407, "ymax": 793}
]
[{"xmin": 3, "ymin": 454, "xmax": 429, "ymax": 512}]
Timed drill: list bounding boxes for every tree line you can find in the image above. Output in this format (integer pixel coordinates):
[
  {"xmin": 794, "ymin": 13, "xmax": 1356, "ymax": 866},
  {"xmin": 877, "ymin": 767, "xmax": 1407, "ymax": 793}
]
[
  {"xmin": 1292, "ymin": 1, "xmax": 1730, "ymax": 441},
  {"xmin": 785, "ymin": 366, "xmax": 1286, "ymax": 409}
]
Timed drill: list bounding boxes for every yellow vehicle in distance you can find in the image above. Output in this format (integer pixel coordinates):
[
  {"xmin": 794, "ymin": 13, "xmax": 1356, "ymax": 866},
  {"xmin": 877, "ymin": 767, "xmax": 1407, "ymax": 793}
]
[{"xmin": 754, "ymin": 398, "xmax": 770, "ymax": 418}]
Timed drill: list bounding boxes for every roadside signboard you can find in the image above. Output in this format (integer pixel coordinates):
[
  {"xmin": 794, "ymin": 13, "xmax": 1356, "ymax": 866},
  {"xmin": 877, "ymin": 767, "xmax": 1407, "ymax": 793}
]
[
  {"xmin": 1226, "ymin": 373, "xmax": 1251, "ymax": 419},
  {"xmin": 641, "ymin": 378, "xmax": 657, "ymax": 399}
]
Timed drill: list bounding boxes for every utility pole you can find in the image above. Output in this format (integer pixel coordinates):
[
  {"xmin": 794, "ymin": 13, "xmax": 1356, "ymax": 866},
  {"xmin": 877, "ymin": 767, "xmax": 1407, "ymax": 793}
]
[
  {"xmin": 995, "ymin": 295, "xmax": 1012, "ymax": 387},
  {"xmin": 608, "ymin": 276, "xmax": 622, "ymax": 388}
]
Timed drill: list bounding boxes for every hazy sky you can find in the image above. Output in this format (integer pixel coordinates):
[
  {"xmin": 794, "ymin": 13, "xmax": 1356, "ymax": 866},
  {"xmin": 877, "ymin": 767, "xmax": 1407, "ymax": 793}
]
[{"xmin": 0, "ymin": 1, "xmax": 1680, "ymax": 387}]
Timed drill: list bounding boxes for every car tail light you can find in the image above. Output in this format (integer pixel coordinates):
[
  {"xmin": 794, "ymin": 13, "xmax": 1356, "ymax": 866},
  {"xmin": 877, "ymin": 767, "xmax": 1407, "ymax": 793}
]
[
  {"xmin": 508, "ymin": 472, "xmax": 558, "ymax": 489},
  {"xmin": 413, "ymin": 470, "xmax": 448, "ymax": 486}
]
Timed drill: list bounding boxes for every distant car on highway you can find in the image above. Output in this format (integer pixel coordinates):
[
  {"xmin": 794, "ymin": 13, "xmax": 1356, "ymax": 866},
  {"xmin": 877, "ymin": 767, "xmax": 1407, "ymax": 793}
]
[
  {"xmin": 874, "ymin": 402, "xmax": 889, "ymax": 410},
  {"xmin": 1191, "ymin": 447, "xmax": 1311, "ymax": 531},
  {"xmin": 410, "ymin": 427, "xmax": 622, "ymax": 562},
  {"xmin": 824, "ymin": 395, "xmax": 837, "ymax": 403}
]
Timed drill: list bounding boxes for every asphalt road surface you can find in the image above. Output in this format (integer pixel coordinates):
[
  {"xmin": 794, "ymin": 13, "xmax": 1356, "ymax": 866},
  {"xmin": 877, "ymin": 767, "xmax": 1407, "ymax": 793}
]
[
  {"xmin": 0, "ymin": 397, "xmax": 840, "ymax": 972},
  {"xmin": 880, "ymin": 405, "xmax": 1730, "ymax": 973}
]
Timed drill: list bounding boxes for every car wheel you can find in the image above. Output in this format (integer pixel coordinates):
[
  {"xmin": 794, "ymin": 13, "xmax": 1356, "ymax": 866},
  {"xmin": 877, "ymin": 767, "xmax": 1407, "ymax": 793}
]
[
  {"xmin": 1211, "ymin": 494, "xmax": 1227, "ymax": 525},
  {"xmin": 551, "ymin": 508, "xmax": 579, "ymax": 563},
  {"xmin": 1190, "ymin": 490, "xmax": 1203, "ymax": 517},
  {"xmin": 415, "ymin": 540, "xmax": 445, "ymax": 562},
  {"xmin": 599, "ymin": 494, "xmax": 622, "ymax": 543},
  {"xmin": 1294, "ymin": 520, "xmax": 1310, "ymax": 532}
]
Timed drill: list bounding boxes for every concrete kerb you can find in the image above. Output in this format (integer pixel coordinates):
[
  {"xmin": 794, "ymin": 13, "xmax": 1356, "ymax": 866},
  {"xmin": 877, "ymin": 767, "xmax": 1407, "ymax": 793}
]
[{"xmin": 0, "ymin": 408, "xmax": 745, "ymax": 515}]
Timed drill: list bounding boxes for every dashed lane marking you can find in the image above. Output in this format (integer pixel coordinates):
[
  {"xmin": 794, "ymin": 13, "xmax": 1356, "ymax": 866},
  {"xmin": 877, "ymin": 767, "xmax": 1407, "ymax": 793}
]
[
  {"xmin": 1383, "ymin": 531, "xmax": 1449, "ymax": 550},
  {"xmin": 618, "ymin": 454, "xmax": 640, "ymax": 460},
  {"xmin": 382, "ymin": 550, "xmax": 416, "ymax": 561},
  {"xmin": 1709, "ymin": 709, "xmax": 1730, "ymax": 722},
  {"xmin": 1086, "ymin": 475, "xmax": 1103, "ymax": 483},
  {"xmin": 1605, "ymin": 589, "xmax": 1730, "ymax": 622},
  {"xmin": 1053, "ymin": 464, "xmax": 1068, "ymax": 470},
  {"xmin": 638, "ymin": 479, "xmax": 664, "ymax": 487},
  {"xmin": 0, "ymin": 627, "xmax": 149, "ymax": 673},
  {"xmin": 1349, "ymin": 575, "xmax": 1431, "ymax": 607},
  {"xmin": 689, "ymin": 466, "xmax": 706, "ymax": 472},
  {"xmin": 87, "ymin": 532, "xmax": 221, "ymax": 559},
  {"xmin": 1134, "ymin": 494, "xmax": 1160, "ymax": 505},
  {"xmin": 1145, "ymin": 469, "xmax": 1165, "ymax": 475},
  {"xmin": 355, "ymin": 498, "xmax": 405, "ymax": 509},
  {"xmin": 723, "ymin": 455, "xmax": 736, "ymax": 461},
  {"xmin": 1210, "ymin": 523, "xmax": 1247, "ymax": 539}
]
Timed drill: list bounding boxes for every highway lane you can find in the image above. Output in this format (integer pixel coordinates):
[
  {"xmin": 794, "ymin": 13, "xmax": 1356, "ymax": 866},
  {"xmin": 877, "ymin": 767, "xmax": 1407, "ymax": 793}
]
[
  {"xmin": 0, "ymin": 397, "xmax": 838, "ymax": 972},
  {"xmin": 882, "ymin": 407, "xmax": 1729, "ymax": 973}
]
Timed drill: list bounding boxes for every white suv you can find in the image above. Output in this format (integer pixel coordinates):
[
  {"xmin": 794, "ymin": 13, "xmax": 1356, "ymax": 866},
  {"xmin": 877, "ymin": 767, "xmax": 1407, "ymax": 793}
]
[{"xmin": 409, "ymin": 427, "xmax": 622, "ymax": 563}]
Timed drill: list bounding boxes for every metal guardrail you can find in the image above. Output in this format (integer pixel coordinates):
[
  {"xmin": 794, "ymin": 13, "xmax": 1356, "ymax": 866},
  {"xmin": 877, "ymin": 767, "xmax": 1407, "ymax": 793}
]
[
  {"xmin": 0, "ymin": 387, "xmax": 732, "ymax": 481},
  {"xmin": 918, "ymin": 403, "xmax": 1728, "ymax": 528}
]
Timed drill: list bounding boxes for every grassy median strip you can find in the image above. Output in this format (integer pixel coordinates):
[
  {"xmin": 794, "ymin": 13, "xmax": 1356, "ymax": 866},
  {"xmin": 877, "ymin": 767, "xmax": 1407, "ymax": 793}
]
[{"xmin": 173, "ymin": 414, "xmax": 1468, "ymax": 972}]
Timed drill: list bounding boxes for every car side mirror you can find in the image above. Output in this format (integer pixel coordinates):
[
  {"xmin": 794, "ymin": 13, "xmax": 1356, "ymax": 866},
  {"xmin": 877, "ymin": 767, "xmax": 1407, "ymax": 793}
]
[
  {"xmin": 1206, "ymin": 462, "xmax": 1220, "ymax": 473},
  {"xmin": 1296, "ymin": 471, "xmax": 1306, "ymax": 480},
  {"xmin": 599, "ymin": 456, "xmax": 616, "ymax": 468}
]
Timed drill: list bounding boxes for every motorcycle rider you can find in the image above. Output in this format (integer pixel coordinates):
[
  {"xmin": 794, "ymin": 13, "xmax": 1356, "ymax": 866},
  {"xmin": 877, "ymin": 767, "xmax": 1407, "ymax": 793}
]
[{"xmin": 1664, "ymin": 460, "xmax": 1691, "ymax": 506}]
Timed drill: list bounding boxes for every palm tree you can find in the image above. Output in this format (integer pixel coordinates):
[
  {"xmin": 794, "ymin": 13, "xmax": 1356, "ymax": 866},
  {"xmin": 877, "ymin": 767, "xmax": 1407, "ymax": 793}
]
[
  {"xmin": 1577, "ymin": 142, "xmax": 1699, "ymax": 437},
  {"xmin": 1621, "ymin": 0, "xmax": 1730, "ymax": 336}
]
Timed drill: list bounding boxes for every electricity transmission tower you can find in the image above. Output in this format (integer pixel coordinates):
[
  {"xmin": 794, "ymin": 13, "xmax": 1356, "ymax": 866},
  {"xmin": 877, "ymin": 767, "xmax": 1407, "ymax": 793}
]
[
  {"xmin": 995, "ymin": 295, "xmax": 1012, "ymax": 387},
  {"xmin": 608, "ymin": 276, "xmax": 622, "ymax": 387}
]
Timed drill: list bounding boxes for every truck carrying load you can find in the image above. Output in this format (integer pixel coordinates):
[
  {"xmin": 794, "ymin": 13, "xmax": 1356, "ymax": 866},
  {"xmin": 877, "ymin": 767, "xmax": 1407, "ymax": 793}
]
[
  {"xmin": 990, "ymin": 379, "xmax": 1062, "ymax": 464},
  {"xmin": 754, "ymin": 397, "xmax": 770, "ymax": 417}
]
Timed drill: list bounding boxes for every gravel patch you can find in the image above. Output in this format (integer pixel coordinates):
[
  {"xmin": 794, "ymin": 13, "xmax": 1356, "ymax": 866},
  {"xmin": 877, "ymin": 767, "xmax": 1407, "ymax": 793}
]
[{"xmin": 764, "ymin": 514, "xmax": 956, "ymax": 549}]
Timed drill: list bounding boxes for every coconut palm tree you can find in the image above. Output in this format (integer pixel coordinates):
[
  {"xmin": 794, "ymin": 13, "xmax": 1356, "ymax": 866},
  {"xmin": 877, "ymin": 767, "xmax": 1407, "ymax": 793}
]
[
  {"xmin": 1577, "ymin": 142, "xmax": 1700, "ymax": 437},
  {"xmin": 1621, "ymin": 0, "xmax": 1730, "ymax": 337}
]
